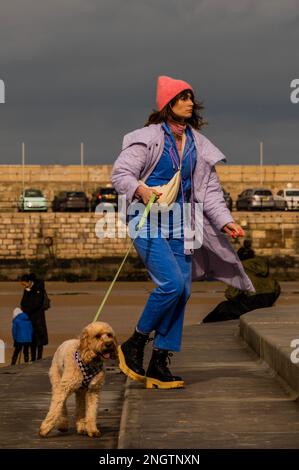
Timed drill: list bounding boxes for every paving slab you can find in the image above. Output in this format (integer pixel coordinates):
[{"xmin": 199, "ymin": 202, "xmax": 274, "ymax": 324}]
[
  {"xmin": 118, "ymin": 323, "xmax": 299, "ymax": 449},
  {"xmin": 0, "ymin": 358, "xmax": 125, "ymax": 449}
]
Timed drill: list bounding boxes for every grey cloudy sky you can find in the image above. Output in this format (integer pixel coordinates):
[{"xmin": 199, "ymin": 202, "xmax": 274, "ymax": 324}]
[{"xmin": 0, "ymin": 0, "xmax": 298, "ymax": 165}]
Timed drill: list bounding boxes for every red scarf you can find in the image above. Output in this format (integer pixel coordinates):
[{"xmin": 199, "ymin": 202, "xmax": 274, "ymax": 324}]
[
  {"xmin": 167, "ymin": 120, "xmax": 186, "ymax": 137},
  {"xmin": 167, "ymin": 120, "xmax": 186, "ymax": 152}
]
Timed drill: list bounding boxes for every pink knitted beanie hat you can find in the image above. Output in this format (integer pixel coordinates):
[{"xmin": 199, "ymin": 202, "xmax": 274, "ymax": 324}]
[{"xmin": 156, "ymin": 75, "xmax": 193, "ymax": 111}]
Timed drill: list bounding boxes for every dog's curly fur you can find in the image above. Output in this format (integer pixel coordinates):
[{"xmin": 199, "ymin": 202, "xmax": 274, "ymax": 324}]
[{"xmin": 39, "ymin": 321, "xmax": 118, "ymax": 438}]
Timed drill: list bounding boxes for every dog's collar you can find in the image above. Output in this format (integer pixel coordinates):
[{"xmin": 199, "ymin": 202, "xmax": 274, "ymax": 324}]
[{"xmin": 74, "ymin": 350, "xmax": 103, "ymax": 388}]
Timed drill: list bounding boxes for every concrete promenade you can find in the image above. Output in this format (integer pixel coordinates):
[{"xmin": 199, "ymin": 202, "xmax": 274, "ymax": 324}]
[
  {"xmin": 0, "ymin": 282, "xmax": 299, "ymax": 448},
  {"xmin": 0, "ymin": 359, "xmax": 124, "ymax": 449},
  {"xmin": 119, "ymin": 320, "xmax": 299, "ymax": 448}
]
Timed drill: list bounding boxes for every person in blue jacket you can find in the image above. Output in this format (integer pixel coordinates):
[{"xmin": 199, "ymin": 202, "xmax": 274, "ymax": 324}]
[{"xmin": 11, "ymin": 307, "xmax": 33, "ymax": 365}]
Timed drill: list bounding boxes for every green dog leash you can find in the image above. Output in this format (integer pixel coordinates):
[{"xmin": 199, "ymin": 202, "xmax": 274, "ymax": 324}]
[{"xmin": 93, "ymin": 193, "xmax": 158, "ymax": 322}]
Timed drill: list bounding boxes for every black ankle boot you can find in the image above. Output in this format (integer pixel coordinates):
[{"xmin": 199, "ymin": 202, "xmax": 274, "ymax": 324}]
[
  {"xmin": 118, "ymin": 330, "xmax": 150, "ymax": 383},
  {"xmin": 145, "ymin": 349, "xmax": 184, "ymax": 389}
]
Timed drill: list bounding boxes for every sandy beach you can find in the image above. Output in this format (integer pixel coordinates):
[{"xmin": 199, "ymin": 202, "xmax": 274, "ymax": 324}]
[{"xmin": 1, "ymin": 280, "xmax": 298, "ymax": 367}]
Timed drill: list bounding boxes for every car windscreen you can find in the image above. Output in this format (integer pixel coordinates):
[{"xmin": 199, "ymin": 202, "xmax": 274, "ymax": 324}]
[
  {"xmin": 286, "ymin": 190, "xmax": 299, "ymax": 197},
  {"xmin": 254, "ymin": 190, "xmax": 272, "ymax": 196},
  {"xmin": 67, "ymin": 192, "xmax": 86, "ymax": 197},
  {"xmin": 99, "ymin": 188, "xmax": 116, "ymax": 195},
  {"xmin": 24, "ymin": 190, "xmax": 43, "ymax": 197}
]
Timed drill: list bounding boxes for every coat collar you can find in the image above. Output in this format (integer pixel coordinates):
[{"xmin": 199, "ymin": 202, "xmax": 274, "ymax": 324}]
[{"xmin": 121, "ymin": 123, "xmax": 226, "ymax": 166}]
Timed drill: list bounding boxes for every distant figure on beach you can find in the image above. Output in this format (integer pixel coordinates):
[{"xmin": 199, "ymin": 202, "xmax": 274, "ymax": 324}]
[
  {"xmin": 11, "ymin": 307, "xmax": 33, "ymax": 365},
  {"xmin": 20, "ymin": 273, "xmax": 49, "ymax": 361},
  {"xmin": 237, "ymin": 239, "xmax": 255, "ymax": 262},
  {"xmin": 202, "ymin": 245, "xmax": 281, "ymax": 323}
]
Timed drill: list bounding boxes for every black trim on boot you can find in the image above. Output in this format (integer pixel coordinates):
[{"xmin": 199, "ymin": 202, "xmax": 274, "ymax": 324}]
[
  {"xmin": 145, "ymin": 349, "xmax": 184, "ymax": 389},
  {"xmin": 118, "ymin": 330, "xmax": 151, "ymax": 383}
]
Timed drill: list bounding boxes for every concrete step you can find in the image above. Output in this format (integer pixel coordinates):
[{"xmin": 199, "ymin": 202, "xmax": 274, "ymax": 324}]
[
  {"xmin": 118, "ymin": 323, "xmax": 299, "ymax": 449},
  {"xmin": 240, "ymin": 307, "xmax": 299, "ymax": 394}
]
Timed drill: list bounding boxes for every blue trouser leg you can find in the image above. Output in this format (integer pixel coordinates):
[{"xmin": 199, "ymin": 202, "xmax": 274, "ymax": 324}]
[
  {"xmin": 153, "ymin": 237, "xmax": 192, "ymax": 351},
  {"xmin": 133, "ymin": 223, "xmax": 192, "ymax": 352}
]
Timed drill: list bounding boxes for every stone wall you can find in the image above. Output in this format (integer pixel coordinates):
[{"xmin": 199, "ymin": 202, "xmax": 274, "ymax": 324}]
[
  {"xmin": 0, "ymin": 211, "xmax": 298, "ymax": 281},
  {"xmin": 1, "ymin": 164, "xmax": 299, "ymax": 210},
  {"xmin": 0, "ymin": 165, "xmax": 112, "ymax": 211},
  {"xmin": 0, "ymin": 212, "xmax": 142, "ymax": 281},
  {"xmin": 0, "ymin": 164, "xmax": 298, "ymax": 280},
  {"xmin": 218, "ymin": 165, "xmax": 299, "ymax": 200}
]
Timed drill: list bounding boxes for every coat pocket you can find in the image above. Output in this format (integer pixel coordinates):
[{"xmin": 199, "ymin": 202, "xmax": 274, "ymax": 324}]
[{"xmin": 203, "ymin": 218, "xmax": 225, "ymax": 237}]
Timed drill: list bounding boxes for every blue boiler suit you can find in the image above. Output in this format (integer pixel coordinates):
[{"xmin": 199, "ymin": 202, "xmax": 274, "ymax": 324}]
[{"xmin": 129, "ymin": 122, "xmax": 197, "ymax": 352}]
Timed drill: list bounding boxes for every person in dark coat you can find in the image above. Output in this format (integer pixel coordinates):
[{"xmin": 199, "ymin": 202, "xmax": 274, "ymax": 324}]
[
  {"xmin": 20, "ymin": 273, "xmax": 49, "ymax": 360},
  {"xmin": 202, "ymin": 248, "xmax": 281, "ymax": 323},
  {"xmin": 11, "ymin": 307, "xmax": 33, "ymax": 365},
  {"xmin": 237, "ymin": 239, "xmax": 255, "ymax": 262}
]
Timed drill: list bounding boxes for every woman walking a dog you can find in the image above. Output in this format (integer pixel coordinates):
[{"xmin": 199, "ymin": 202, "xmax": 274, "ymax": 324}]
[{"xmin": 112, "ymin": 75, "xmax": 255, "ymax": 389}]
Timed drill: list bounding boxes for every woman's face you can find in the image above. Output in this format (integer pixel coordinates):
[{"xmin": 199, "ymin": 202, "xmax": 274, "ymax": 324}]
[{"xmin": 171, "ymin": 91, "xmax": 194, "ymax": 119}]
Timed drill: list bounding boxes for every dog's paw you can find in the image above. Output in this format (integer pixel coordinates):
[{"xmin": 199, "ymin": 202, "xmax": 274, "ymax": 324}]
[
  {"xmin": 77, "ymin": 428, "xmax": 88, "ymax": 435},
  {"xmin": 76, "ymin": 420, "xmax": 87, "ymax": 435},
  {"xmin": 39, "ymin": 426, "xmax": 49, "ymax": 438},
  {"xmin": 87, "ymin": 429, "xmax": 101, "ymax": 438}
]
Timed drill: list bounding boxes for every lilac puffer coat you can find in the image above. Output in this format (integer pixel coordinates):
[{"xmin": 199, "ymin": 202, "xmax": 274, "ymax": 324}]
[{"xmin": 111, "ymin": 123, "xmax": 255, "ymax": 292}]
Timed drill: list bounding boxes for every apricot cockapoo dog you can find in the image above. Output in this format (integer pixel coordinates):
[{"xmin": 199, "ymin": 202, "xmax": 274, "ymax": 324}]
[{"xmin": 39, "ymin": 321, "xmax": 118, "ymax": 438}]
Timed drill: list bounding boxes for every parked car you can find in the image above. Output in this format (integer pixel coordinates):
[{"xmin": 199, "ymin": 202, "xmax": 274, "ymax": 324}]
[
  {"xmin": 52, "ymin": 191, "xmax": 89, "ymax": 212},
  {"xmin": 277, "ymin": 188, "xmax": 299, "ymax": 210},
  {"xmin": 273, "ymin": 194, "xmax": 287, "ymax": 211},
  {"xmin": 18, "ymin": 189, "xmax": 48, "ymax": 212},
  {"xmin": 236, "ymin": 188, "xmax": 274, "ymax": 211},
  {"xmin": 90, "ymin": 187, "xmax": 118, "ymax": 212},
  {"xmin": 222, "ymin": 187, "xmax": 233, "ymax": 211}
]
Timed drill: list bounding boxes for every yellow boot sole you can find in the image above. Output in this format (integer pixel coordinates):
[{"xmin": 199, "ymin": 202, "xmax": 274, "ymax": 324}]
[
  {"xmin": 118, "ymin": 345, "xmax": 145, "ymax": 383},
  {"xmin": 145, "ymin": 377, "xmax": 185, "ymax": 389}
]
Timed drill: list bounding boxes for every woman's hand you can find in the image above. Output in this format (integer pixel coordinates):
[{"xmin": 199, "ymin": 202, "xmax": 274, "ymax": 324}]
[
  {"xmin": 222, "ymin": 222, "xmax": 245, "ymax": 239},
  {"xmin": 135, "ymin": 185, "xmax": 162, "ymax": 205}
]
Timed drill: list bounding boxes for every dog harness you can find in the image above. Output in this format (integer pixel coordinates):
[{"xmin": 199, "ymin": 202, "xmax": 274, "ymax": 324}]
[{"xmin": 74, "ymin": 350, "xmax": 103, "ymax": 388}]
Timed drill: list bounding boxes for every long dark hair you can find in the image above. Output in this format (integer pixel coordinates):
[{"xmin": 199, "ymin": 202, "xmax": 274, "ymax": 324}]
[{"xmin": 144, "ymin": 89, "xmax": 207, "ymax": 130}]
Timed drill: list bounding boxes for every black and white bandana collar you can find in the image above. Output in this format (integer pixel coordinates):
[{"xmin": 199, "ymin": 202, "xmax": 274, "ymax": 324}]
[{"xmin": 74, "ymin": 350, "xmax": 103, "ymax": 388}]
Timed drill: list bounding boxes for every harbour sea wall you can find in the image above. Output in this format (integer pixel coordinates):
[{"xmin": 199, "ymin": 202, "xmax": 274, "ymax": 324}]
[{"xmin": 0, "ymin": 165, "xmax": 298, "ymax": 280}]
